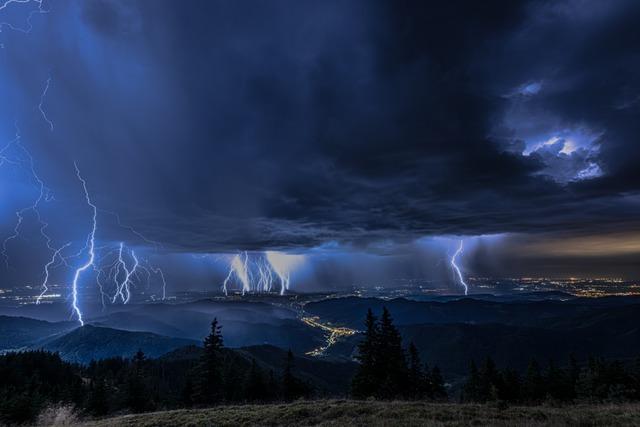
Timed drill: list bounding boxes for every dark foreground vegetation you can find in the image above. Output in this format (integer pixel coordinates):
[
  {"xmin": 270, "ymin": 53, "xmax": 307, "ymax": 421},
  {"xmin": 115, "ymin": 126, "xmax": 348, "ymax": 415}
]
[
  {"xmin": 1, "ymin": 308, "xmax": 640, "ymax": 425},
  {"xmin": 351, "ymin": 307, "xmax": 446, "ymax": 400},
  {"xmin": 79, "ymin": 400, "xmax": 640, "ymax": 427},
  {"xmin": 0, "ymin": 319, "xmax": 312, "ymax": 425},
  {"xmin": 462, "ymin": 355, "xmax": 640, "ymax": 405}
]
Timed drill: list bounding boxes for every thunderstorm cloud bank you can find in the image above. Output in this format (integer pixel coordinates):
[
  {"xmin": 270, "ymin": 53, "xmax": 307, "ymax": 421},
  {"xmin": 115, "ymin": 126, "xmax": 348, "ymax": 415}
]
[{"xmin": 2, "ymin": 0, "xmax": 640, "ymax": 291}]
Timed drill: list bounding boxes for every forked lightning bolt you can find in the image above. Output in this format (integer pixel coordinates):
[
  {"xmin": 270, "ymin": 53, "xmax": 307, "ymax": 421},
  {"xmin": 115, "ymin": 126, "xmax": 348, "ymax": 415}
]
[
  {"xmin": 1, "ymin": 121, "xmax": 54, "ymax": 269},
  {"xmin": 0, "ymin": 0, "xmax": 49, "ymax": 36},
  {"xmin": 70, "ymin": 162, "xmax": 97, "ymax": 326},
  {"xmin": 450, "ymin": 239, "xmax": 468, "ymax": 295},
  {"xmin": 223, "ymin": 251, "xmax": 251, "ymax": 295},
  {"xmin": 111, "ymin": 242, "xmax": 139, "ymax": 304}
]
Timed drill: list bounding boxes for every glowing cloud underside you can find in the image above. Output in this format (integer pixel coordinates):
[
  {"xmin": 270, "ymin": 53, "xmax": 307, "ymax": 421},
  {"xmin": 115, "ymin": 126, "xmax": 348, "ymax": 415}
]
[{"xmin": 450, "ymin": 240, "xmax": 468, "ymax": 295}]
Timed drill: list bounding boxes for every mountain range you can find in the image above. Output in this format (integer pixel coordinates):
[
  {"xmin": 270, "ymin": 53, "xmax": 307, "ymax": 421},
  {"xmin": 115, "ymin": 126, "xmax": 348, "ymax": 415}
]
[{"xmin": 2, "ymin": 293, "xmax": 639, "ymax": 378}]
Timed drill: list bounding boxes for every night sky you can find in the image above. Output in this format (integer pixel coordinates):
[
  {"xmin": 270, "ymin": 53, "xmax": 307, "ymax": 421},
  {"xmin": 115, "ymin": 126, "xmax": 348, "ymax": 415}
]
[{"xmin": 1, "ymin": 0, "xmax": 639, "ymax": 297}]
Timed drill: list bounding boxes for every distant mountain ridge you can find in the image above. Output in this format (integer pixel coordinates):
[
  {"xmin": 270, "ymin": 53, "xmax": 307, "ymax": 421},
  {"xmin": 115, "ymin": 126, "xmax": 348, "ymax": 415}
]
[
  {"xmin": 34, "ymin": 325, "xmax": 198, "ymax": 364},
  {"xmin": 0, "ymin": 315, "xmax": 76, "ymax": 351},
  {"xmin": 3, "ymin": 294, "xmax": 640, "ymax": 376},
  {"xmin": 304, "ymin": 296, "xmax": 640, "ymax": 329}
]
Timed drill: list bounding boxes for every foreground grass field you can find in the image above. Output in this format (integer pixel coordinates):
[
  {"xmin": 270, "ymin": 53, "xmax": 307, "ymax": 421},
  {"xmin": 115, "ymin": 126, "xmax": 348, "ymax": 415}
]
[{"xmin": 79, "ymin": 400, "xmax": 640, "ymax": 426}]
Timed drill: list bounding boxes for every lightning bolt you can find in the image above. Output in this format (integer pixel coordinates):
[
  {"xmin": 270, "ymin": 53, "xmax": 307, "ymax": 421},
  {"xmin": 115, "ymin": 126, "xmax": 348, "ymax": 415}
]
[
  {"xmin": 255, "ymin": 257, "xmax": 274, "ymax": 292},
  {"xmin": 35, "ymin": 241, "xmax": 70, "ymax": 304},
  {"xmin": 38, "ymin": 76, "xmax": 53, "ymax": 131},
  {"xmin": 70, "ymin": 162, "xmax": 97, "ymax": 326},
  {"xmin": 222, "ymin": 251, "xmax": 251, "ymax": 295},
  {"xmin": 111, "ymin": 242, "xmax": 139, "ymax": 304},
  {"xmin": 1, "ymin": 120, "xmax": 54, "ymax": 269},
  {"xmin": 99, "ymin": 208, "xmax": 163, "ymax": 250},
  {"xmin": 0, "ymin": 0, "xmax": 49, "ymax": 37},
  {"xmin": 450, "ymin": 239, "xmax": 468, "ymax": 295},
  {"xmin": 148, "ymin": 264, "xmax": 167, "ymax": 300},
  {"xmin": 266, "ymin": 252, "xmax": 290, "ymax": 296}
]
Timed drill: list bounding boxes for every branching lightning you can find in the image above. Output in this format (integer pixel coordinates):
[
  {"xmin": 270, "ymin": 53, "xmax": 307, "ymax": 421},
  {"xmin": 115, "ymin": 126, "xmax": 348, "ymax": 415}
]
[
  {"xmin": 111, "ymin": 242, "xmax": 140, "ymax": 304},
  {"xmin": 1, "ymin": 0, "xmax": 169, "ymax": 322},
  {"xmin": 99, "ymin": 208, "xmax": 163, "ymax": 250},
  {"xmin": 223, "ymin": 251, "xmax": 251, "ymax": 295},
  {"xmin": 265, "ymin": 251, "xmax": 291, "ymax": 296},
  {"xmin": 1, "ymin": 120, "xmax": 54, "ymax": 269},
  {"xmin": 450, "ymin": 239, "xmax": 468, "ymax": 295},
  {"xmin": 0, "ymin": 0, "xmax": 48, "ymax": 38}
]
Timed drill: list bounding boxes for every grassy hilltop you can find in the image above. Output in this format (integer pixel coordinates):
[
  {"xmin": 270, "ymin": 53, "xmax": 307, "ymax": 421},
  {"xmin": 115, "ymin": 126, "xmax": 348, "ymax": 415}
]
[{"xmin": 79, "ymin": 400, "xmax": 640, "ymax": 427}]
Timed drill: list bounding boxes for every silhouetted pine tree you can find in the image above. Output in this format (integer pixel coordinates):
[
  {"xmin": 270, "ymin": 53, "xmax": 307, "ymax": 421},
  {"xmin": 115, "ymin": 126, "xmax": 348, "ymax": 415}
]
[
  {"xmin": 499, "ymin": 368, "xmax": 521, "ymax": 403},
  {"xmin": 352, "ymin": 308, "xmax": 444, "ymax": 401},
  {"xmin": 545, "ymin": 359, "xmax": 571, "ymax": 401},
  {"xmin": 222, "ymin": 357, "xmax": 243, "ymax": 402},
  {"xmin": 523, "ymin": 359, "xmax": 545, "ymax": 403},
  {"xmin": 567, "ymin": 354, "xmax": 580, "ymax": 401},
  {"xmin": 126, "ymin": 349, "xmax": 151, "ymax": 412},
  {"xmin": 632, "ymin": 358, "xmax": 640, "ymax": 401},
  {"xmin": 181, "ymin": 377, "xmax": 194, "ymax": 407},
  {"xmin": 351, "ymin": 308, "xmax": 379, "ymax": 398},
  {"xmin": 266, "ymin": 369, "xmax": 280, "ymax": 401},
  {"xmin": 86, "ymin": 378, "xmax": 109, "ymax": 416},
  {"xmin": 377, "ymin": 307, "xmax": 408, "ymax": 399},
  {"xmin": 480, "ymin": 357, "xmax": 501, "ymax": 401},
  {"xmin": 245, "ymin": 359, "xmax": 267, "ymax": 402},
  {"xmin": 407, "ymin": 342, "xmax": 424, "ymax": 399},
  {"xmin": 462, "ymin": 361, "xmax": 482, "ymax": 402},
  {"xmin": 281, "ymin": 349, "xmax": 310, "ymax": 402},
  {"xmin": 430, "ymin": 366, "xmax": 447, "ymax": 401},
  {"xmin": 193, "ymin": 318, "xmax": 224, "ymax": 404}
]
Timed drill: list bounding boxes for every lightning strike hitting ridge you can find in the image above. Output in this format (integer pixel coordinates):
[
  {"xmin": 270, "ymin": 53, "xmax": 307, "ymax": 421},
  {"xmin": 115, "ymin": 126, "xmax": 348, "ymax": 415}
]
[
  {"xmin": 70, "ymin": 162, "xmax": 97, "ymax": 326},
  {"xmin": 450, "ymin": 239, "xmax": 468, "ymax": 295}
]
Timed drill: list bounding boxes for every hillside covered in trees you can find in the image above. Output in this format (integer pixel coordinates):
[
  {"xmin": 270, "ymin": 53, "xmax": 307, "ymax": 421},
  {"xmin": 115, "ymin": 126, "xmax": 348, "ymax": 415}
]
[{"xmin": 2, "ymin": 308, "xmax": 640, "ymax": 425}]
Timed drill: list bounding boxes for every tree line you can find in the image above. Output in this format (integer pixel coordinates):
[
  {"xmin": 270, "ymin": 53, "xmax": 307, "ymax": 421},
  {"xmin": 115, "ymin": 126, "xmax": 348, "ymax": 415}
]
[
  {"xmin": 0, "ymin": 318, "xmax": 310, "ymax": 424},
  {"xmin": 463, "ymin": 355, "xmax": 640, "ymax": 404},
  {"xmin": 351, "ymin": 307, "xmax": 447, "ymax": 400},
  {"xmin": 3, "ymin": 308, "xmax": 640, "ymax": 424}
]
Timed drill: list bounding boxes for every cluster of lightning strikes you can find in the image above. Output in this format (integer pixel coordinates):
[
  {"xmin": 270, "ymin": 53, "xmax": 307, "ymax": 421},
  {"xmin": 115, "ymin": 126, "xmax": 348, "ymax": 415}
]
[
  {"xmin": 1, "ymin": 1, "xmax": 168, "ymax": 325},
  {"xmin": 222, "ymin": 251, "xmax": 300, "ymax": 296},
  {"xmin": 450, "ymin": 239, "xmax": 469, "ymax": 295}
]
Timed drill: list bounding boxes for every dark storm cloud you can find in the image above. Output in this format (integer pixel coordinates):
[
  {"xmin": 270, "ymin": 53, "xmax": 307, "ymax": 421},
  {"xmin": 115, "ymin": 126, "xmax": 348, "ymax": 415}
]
[{"xmin": 2, "ymin": 0, "xmax": 639, "ymax": 254}]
